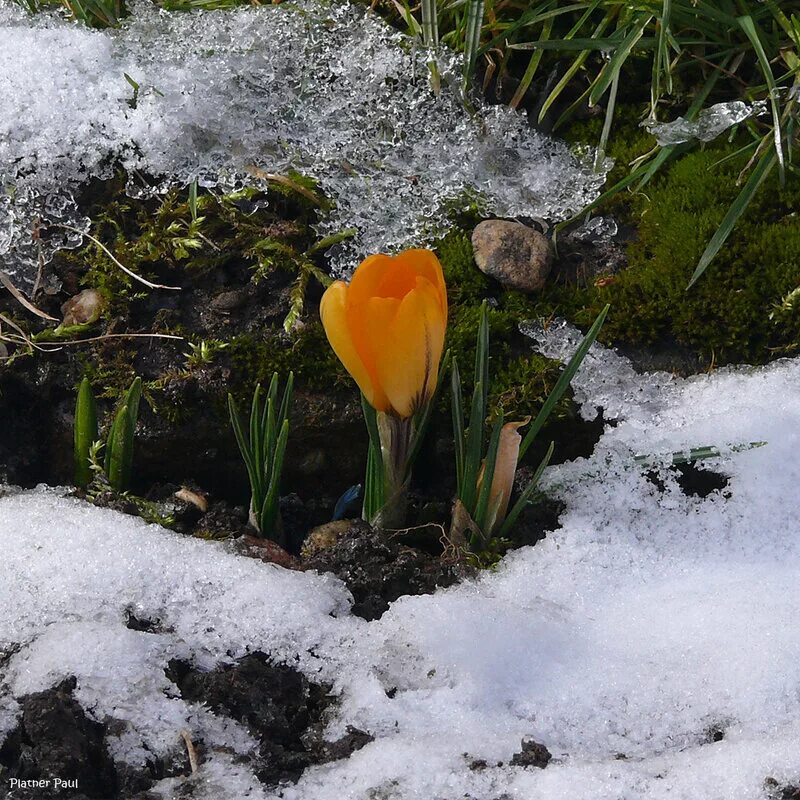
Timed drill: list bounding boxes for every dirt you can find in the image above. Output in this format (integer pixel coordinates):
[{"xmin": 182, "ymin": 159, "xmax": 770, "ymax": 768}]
[
  {"xmin": 509, "ymin": 738, "xmax": 552, "ymax": 769},
  {"xmin": 0, "ymin": 654, "xmax": 373, "ymax": 799},
  {"xmin": 0, "ymin": 677, "xmax": 155, "ymax": 800},
  {"xmin": 302, "ymin": 520, "xmax": 473, "ymax": 621},
  {"xmin": 165, "ymin": 652, "xmax": 372, "ymax": 786}
]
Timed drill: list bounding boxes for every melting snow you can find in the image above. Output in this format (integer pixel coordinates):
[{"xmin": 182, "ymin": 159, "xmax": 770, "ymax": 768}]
[
  {"xmin": 2, "ymin": 335, "xmax": 800, "ymax": 798},
  {"xmin": 0, "ymin": 0, "xmax": 605, "ymax": 285}
]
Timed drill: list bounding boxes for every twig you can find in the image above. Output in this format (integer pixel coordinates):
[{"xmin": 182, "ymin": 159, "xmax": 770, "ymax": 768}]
[
  {"xmin": 49, "ymin": 223, "xmax": 181, "ymax": 291},
  {"xmin": 0, "ymin": 271, "xmax": 58, "ymax": 321},
  {"xmin": 180, "ymin": 729, "xmax": 199, "ymax": 774}
]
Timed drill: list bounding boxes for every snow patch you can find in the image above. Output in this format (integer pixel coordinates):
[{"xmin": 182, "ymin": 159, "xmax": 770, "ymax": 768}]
[
  {"xmin": 2, "ymin": 339, "xmax": 800, "ymax": 798},
  {"xmin": 0, "ymin": 0, "xmax": 605, "ymax": 285}
]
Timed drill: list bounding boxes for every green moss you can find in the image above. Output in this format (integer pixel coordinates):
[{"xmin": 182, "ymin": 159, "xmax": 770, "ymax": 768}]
[
  {"xmin": 63, "ymin": 173, "xmax": 322, "ymax": 315},
  {"xmin": 560, "ymin": 145, "xmax": 800, "ymax": 363},
  {"xmin": 436, "ymin": 229, "xmax": 569, "ymax": 422},
  {"xmin": 227, "ymin": 321, "xmax": 348, "ymax": 398}
]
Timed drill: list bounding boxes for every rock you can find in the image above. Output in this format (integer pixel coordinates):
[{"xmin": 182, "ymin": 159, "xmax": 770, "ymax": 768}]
[
  {"xmin": 509, "ymin": 736, "xmax": 552, "ymax": 769},
  {"xmin": 239, "ymin": 534, "xmax": 300, "ymax": 569},
  {"xmin": 60, "ymin": 288, "xmax": 104, "ymax": 327},
  {"xmin": 471, "ymin": 220, "xmax": 552, "ymax": 292},
  {"xmin": 210, "ymin": 287, "xmax": 250, "ymax": 311},
  {"xmin": 301, "ymin": 519, "xmax": 354, "ymax": 558}
]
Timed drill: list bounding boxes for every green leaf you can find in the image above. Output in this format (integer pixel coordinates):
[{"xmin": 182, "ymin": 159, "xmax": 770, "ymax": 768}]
[
  {"xmin": 74, "ymin": 377, "xmax": 98, "ymax": 488},
  {"xmin": 260, "ymin": 418, "xmax": 290, "ymax": 538},
  {"xmin": 472, "ymin": 414, "xmax": 504, "ymax": 537},
  {"xmin": 188, "ymin": 179, "xmax": 199, "ymax": 222},
  {"xmin": 463, "ymin": 0, "xmax": 485, "ymax": 88},
  {"xmin": 519, "ymin": 304, "xmax": 609, "ymax": 460},
  {"xmin": 451, "ymin": 357, "xmax": 465, "ymax": 497},
  {"xmin": 119, "ymin": 377, "xmax": 142, "ymax": 491},
  {"xmin": 106, "ymin": 405, "xmax": 130, "ymax": 492},
  {"xmin": 361, "ymin": 395, "xmax": 385, "ymax": 522},
  {"xmin": 687, "ymin": 146, "xmax": 777, "ymax": 288},
  {"xmin": 407, "ymin": 350, "xmax": 451, "ymax": 476}
]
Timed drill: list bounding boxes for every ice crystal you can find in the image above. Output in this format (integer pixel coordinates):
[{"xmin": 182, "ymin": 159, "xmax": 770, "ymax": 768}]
[
  {"xmin": 0, "ymin": 0, "xmax": 607, "ymax": 286},
  {"xmin": 644, "ymin": 100, "xmax": 767, "ymax": 147}
]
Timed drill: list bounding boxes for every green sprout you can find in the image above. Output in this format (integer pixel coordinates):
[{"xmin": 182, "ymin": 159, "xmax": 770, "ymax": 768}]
[
  {"xmin": 451, "ymin": 301, "xmax": 608, "ymax": 551},
  {"xmin": 228, "ymin": 373, "xmax": 294, "ymax": 542},
  {"xmin": 74, "ymin": 375, "xmax": 143, "ymax": 492}
]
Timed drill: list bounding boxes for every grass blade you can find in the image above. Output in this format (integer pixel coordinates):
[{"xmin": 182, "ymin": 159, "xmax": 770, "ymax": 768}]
[
  {"xmin": 519, "ymin": 304, "xmax": 609, "ymax": 460},
  {"xmin": 738, "ymin": 14, "xmax": 784, "ymax": 179},
  {"xmin": 651, "ymin": 0, "xmax": 672, "ymax": 114},
  {"xmin": 687, "ymin": 146, "xmax": 776, "ymax": 287},
  {"xmin": 509, "ymin": 16, "xmax": 553, "ymax": 110},
  {"xmin": 590, "ymin": 14, "xmax": 652, "ymax": 107},
  {"xmin": 228, "ymin": 393, "xmax": 258, "ymax": 500},
  {"xmin": 463, "ymin": 0, "xmax": 485, "ymax": 89}
]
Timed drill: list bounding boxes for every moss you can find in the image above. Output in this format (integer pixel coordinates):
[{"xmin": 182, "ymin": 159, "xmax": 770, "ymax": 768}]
[
  {"xmin": 562, "ymin": 145, "xmax": 800, "ymax": 363},
  {"xmin": 63, "ymin": 173, "xmax": 322, "ymax": 315},
  {"xmin": 436, "ymin": 229, "xmax": 570, "ymax": 422},
  {"xmin": 227, "ymin": 321, "xmax": 348, "ymax": 398},
  {"xmin": 82, "ymin": 348, "xmax": 138, "ymax": 400}
]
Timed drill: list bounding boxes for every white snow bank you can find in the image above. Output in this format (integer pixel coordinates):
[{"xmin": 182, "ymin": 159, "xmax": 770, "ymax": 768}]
[
  {"xmin": 0, "ymin": 0, "xmax": 605, "ymax": 285},
  {"xmin": 2, "ymin": 340, "xmax": 800, "ymax": 799}
]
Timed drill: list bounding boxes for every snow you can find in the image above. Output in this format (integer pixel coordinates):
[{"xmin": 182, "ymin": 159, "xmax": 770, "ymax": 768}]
[
  {"xmin": 1, "ymin": 336, "xmax": 799, "ymax": 797},
  {"xmin": 0, "ymin": 0, "xmax": 606, "ymax": 286}
]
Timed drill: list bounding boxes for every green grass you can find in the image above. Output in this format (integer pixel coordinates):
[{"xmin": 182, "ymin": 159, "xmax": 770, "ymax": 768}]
[{"xmin": 389, "ymin": 0, "xmax": 800, "ymax": 283}]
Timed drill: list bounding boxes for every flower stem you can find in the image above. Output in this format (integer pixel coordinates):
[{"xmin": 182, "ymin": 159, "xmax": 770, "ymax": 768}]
[{"xmin": 374, "ymin": 412, "xmax": 413, "ymax": 528}]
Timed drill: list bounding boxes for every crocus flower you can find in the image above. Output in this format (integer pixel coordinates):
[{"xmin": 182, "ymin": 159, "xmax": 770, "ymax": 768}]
[{"xmin": 320, "ymin": 249, "xmax": 448, "ymax": 418}]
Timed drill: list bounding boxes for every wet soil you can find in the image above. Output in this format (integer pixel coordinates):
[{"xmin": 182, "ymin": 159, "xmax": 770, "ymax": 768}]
[
  {"xmin": 0, "ymin": 678, "xmax": 117, "ymax": 799},
  {"xmin": 0, "ymin": 654, "xmax": 372, "ymax": 799},
  {"xmin": 164, "ymin": 652, "xmax": 372, "ymax": 786},
  {"xmin": 302, "ymin": 520, "xmax": 473, "ymax": 620}
]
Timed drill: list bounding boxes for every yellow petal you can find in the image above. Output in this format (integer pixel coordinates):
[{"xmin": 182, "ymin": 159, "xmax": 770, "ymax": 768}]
[
  {"xmin": 373, "ymin": 277, "xmax": 446, "ymax": 417},
  {"xmin": 391, "ymin": 249, "xmax": 448, "ymax": 318},
  {"xmin": 320, "ymin": 281, "xmax": 388, "ymax": 411}
]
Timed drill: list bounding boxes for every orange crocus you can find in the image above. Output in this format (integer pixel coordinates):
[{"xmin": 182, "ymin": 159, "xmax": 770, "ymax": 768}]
[{"xmin": 320, "ymin": 249, "xmax": 448, "ymax": 418}]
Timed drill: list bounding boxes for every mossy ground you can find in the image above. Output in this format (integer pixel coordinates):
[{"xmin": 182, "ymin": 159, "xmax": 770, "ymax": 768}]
[
  {"xmin": 545, "ymin": 115, "xmax": 800, "ymax": 366},
  {"xmin": 4, "ymin": 114, "xmax": 797, "ymax": 513}
]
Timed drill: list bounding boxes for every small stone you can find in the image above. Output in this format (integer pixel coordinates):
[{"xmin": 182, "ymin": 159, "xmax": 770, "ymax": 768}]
[
  {"xmin": 60, "ymin": 288, "xmax": 105, "ymax": 327},
  {"xmin": 471, "ymin": 220, "xmax": 552, "ymax": 292},
  {"xmin": 510, "ymin": 737, "xmax": 552, "ymax": 769},
  {"xmin": 301, "ymin": 519, "xmax": 353, "ymax": 558},
  {"xmin": 240, "ymin": 535, "xmax": 299, "ymax": 570},
  {"xmin": 211, "ymin": 288, "xmax": 250, "ymax": 311}
]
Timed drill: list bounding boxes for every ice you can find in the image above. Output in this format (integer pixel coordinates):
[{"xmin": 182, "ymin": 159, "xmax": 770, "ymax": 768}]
[
  {"xmin": 0, "ymin": 0, "xmax": 606, "ymax": 286},
  {"xmin": 3, "ymin": 337, "xmax": 800, "ymax": 797},
  {"xmin": 644, "ymin": 100, "xmax": 767, "ymax": 146}
]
